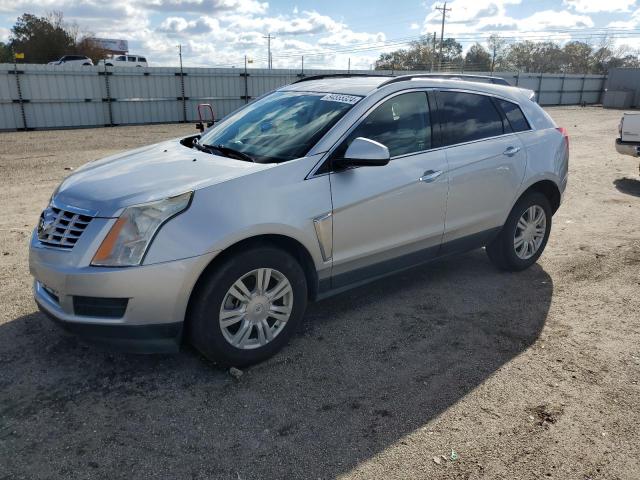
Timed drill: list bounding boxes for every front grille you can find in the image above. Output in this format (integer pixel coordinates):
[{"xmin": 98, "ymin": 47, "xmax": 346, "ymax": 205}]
[{"xmin": 38, "ymin": 206, "xmax": 93, "ymax": 249}]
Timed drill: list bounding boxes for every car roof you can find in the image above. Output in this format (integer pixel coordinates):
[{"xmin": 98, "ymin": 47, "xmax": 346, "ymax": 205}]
[
  {"xmin": 280, "ymin": 74, "xmax": 528, "ymax": 102},
  {"xmin": 282, "ymin": 75, "xmax": 392, "ymax": 96}
]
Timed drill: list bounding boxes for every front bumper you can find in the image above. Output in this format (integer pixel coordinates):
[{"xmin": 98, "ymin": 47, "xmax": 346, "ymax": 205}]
[
  {"xmin": 30, "ymin": 239, "xmax": 218, "ymax": 353},
  {"xmin": 616, "ymin": 138, "xmax": 640, "ymax": 158}
]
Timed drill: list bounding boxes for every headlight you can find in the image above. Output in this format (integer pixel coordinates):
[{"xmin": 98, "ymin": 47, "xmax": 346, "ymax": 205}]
[{"xmin": 91, "ymin": 192, "xmax": 192, "ymax": 267}]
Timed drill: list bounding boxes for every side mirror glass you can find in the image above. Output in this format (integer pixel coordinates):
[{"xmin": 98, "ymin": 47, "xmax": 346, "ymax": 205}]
[{"xmin": 335, "ymin": 137, "xmax": 390, "ymax": 168}]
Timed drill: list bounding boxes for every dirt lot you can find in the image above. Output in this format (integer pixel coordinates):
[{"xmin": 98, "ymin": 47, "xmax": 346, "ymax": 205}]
[{"xmin": 0, "ymin": 107, "xmax": 639, "ymax": 480}]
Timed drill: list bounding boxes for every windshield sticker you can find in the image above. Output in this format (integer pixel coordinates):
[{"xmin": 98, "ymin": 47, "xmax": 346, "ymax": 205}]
[{"xmin": 320, "ymin": 93, "xmax": 361, "ymax": 105}]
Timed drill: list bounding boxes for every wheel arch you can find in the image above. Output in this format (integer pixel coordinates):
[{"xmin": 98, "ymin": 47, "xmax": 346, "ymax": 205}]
[
  {"xmin": 518, "ymin": 179, "xmax": 562, "ymax": 214},
  {"xmin": 183, "ymin": 234, "xmax": 320, "ymax": 338}
]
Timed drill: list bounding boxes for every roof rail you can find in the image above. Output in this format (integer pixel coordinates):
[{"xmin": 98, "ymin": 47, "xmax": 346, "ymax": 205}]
[
  {"xmin": 293, "ymin": 73, "xmax": 392, "ymax": 84},
  {"xmin": 377, "ymin": 73, "xmax": 509, "ymax": 88}
]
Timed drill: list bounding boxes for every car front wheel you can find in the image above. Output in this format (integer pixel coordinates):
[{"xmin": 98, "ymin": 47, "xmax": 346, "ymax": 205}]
[
  {"xmin": 486, "ymin": 191, "xmax": 552, "ymax": 271},
  {"xmin": 187, "ymin": 246, "xmax": 308, "ymax": 366}
]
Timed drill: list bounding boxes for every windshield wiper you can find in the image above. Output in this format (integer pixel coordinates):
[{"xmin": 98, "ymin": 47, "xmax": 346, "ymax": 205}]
[
  {"xmin": 192, "ymin": 140, "xmax": 209, "ymax": 153},
  {"xmin": 208, "ymin": 144, "xmax": 256, "ymax": 163},
  {"xmin": 193, "ymin": 138, "xmax": 256, "ymax": 163}
]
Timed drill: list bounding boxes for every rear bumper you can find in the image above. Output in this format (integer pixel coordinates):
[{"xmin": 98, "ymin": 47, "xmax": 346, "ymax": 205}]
[{"xmin": 616, "ymin": 138, "xmax": 640, "ymax": 157}]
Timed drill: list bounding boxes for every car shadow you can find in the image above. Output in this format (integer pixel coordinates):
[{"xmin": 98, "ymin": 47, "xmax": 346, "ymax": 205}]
[
  {"xmin": 0, "ymin": 250, "xmax": 552, "ymax": 480},
  {"xmin": 614, "ymin": 177, "xmax": 640, "ymax": 197}
]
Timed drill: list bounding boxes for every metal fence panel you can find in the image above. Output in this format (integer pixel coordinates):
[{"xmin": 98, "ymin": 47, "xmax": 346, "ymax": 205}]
[{"xmin": 0, "ymin": 64, "xmax": 608, "ymax": 131}]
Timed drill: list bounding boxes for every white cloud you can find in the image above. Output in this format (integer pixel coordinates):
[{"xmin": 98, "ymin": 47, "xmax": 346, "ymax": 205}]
[
  {"xmin": 518, "ymin": 9, "xmax": 594, "ymax": 29},
  {"xmin": 157, "ymin": 16, "xmax": 222, "ymax": 35},
  {"xmin": 0, "ymin": 26, "xmax": 9, "ymax": 42},
  {"xmin": 221, "ymin": 10, "xmax": 345, "ymax": 36},
  {"xmin": 563, "ymin": 0, "xmax": 636, "ymax": 13},
  {"xmin": 137, "ymin": 0, "xmax": 268, "ymax": 15}
]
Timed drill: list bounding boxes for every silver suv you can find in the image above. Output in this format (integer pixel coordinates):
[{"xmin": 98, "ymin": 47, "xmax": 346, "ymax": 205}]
[{"xmin": 30, "ymin": 74, "xmax": 569, "ymax": 365}]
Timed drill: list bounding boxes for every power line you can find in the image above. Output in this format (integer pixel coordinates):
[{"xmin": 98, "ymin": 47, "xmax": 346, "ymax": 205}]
[{"xmin": 263, "ymin": 29, "xmax": 640, "ymax": 61}]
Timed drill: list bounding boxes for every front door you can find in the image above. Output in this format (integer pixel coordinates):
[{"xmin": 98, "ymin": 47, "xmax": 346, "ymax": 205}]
[{"xmin": 329, "ymin": 91, "xmax": 449, "ymax": 289}]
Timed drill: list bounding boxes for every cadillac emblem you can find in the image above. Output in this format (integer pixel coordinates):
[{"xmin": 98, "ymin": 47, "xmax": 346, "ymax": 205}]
[{"xmin": 37, "ymin": 208, "xmax": 57, "ymax": 240}]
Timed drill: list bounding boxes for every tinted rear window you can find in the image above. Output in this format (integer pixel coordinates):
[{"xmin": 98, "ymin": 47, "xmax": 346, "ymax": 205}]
[
  {"xmin": 438, "ymin": 91, "xmax": 504, "ymax": 146},
  {"xmin": 497, "ymin": 99, "xmax": 530, "ymax": 132}
]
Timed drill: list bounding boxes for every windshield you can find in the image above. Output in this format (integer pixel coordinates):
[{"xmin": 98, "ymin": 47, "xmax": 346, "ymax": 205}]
[{"xmin": 198, "ymin": 91, "xmax": 361, "ymax": 163}]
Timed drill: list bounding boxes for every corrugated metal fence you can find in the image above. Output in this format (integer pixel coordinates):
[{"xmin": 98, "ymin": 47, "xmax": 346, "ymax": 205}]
[{"xmin": 0, "ymin": 64, "xmax": 606, "ymax": 131}]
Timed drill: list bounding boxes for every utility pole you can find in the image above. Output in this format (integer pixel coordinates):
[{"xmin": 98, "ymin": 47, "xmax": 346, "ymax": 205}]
[
  {"xmin": 178, "ymin": 44, "xmax": 186, "ymax": 123},
  {"xmin": 263, "ymin": 34, "xmax": 275, "ymax": 69},
  {"xmin": 348, "ymin": 57, "xmax": 351, "ymax": 73},
  {"xmin": 491, "ymin": 45, "xmax": 497, "ymax": 73},
  {"xmin": 431, "ymin": 32, "xmax": 437, "ymax": 72},
  {"xmin": 436, "ymin": 2, "xmax": 451, "ymax": 71}
]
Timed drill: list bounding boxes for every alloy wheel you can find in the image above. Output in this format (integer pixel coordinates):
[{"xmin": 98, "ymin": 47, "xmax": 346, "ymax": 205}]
[
  {"xmin": 219, "ymin": 268, "xmax": 293, "ymax": 350},
  {"xmin": 514, "ymin": 205, "xmax": 547, "ymax": 260}
]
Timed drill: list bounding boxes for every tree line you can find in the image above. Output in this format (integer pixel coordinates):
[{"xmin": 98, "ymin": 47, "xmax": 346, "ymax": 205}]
[
  {"xmin": 375, "ymin": 34, "xmax": 640, "ymax": 74},
  {"xmin": 0, "ymin": 12, "xmax": 107, "ymax": 64}
]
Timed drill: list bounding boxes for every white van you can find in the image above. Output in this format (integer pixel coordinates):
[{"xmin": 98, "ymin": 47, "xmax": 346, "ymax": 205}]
[{"xmin": 101, "ymin": 55, "xmax": 148, "ymax": 67}]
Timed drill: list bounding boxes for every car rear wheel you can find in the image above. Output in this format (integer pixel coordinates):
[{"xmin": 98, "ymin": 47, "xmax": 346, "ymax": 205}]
[
  {"xmin": 187, "ymin": 246, "xmax": 308, "ymax": 366},
  {"xmin": 486, "ymin": 192, "xmax": 552, "ymax": 271}
]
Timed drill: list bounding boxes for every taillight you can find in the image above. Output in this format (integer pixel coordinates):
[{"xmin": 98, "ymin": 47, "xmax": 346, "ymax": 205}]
[{"xmin": 557, "ymin": 127, "xmax": 569, "ymax": 150}]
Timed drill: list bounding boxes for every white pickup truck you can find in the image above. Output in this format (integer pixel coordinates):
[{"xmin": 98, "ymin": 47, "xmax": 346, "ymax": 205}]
[{"xmin": 616, "ymin": 113, "xmax": 640, "ymax": 161}]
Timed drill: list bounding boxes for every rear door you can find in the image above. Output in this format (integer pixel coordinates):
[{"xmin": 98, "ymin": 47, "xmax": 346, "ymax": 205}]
[
  {"xmin": 436, "ymin": 90, "xmax": 527, "ymax": 253},
  {"xmin": 329, "ymin": 90, "xmax": 449, "ymax": 288}
]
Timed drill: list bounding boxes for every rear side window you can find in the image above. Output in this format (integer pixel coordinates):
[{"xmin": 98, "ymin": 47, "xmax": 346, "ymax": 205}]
[
  {"xmin": 344, "ymin": 92, "xmax": 432, "ymax": 157},
  {"xmin": 438, "ymin": 91, "xmax": 504, "ymax": 146},
  {"xmin": 497, "ymin": 99, "xmax": 530, "ymax": 132}
]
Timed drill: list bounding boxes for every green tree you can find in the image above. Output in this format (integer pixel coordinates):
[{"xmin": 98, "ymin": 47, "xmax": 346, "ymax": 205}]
[
  {"xmin": 375, "ymin": 37, "xmax": 462, "ymax": 71},
  {"xmin": 0, "ymin": 42, "xmax": 12, "ymax": 62},
  {"xmin": 9, "ymin": 12, "xmax": 75, "ymax": 63},
  {"xmin": 562, "ymin": 41, "xmax": 592, "ymax": 73},
  {"xmin": 486, "ymin": 34, "xmax": 507, "ymax": 72},
  {"xmin": 464, "ymin": 43, "xmax": 491, "ymax": 71},
  {"xmin": 375, "ymin": 35, "xmax": 437, "ymax": 70},
  {"xmin": 438, "ymin": 38, "xmax": 463, "ymax": 70},
  {"xmin": 503, "ymin": 40, "xmax": 563, "ymax": 73}
]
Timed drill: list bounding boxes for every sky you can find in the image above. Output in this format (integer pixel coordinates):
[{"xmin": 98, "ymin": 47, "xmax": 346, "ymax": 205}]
[{"xmin": 0, "ymin": 0, "xmax": 639, "ymax": 68}]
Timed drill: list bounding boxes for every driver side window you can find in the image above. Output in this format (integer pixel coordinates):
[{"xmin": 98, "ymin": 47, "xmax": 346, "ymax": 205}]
[{"xmin": 341, "ymin": 92, "xmax": 432, "ymax": 158}]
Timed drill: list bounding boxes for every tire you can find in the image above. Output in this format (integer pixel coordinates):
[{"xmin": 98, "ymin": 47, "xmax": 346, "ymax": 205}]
[
  {"xmin": 187, "ymin": 246, "xmax": 308, "ymax": 366},
  {"xmin": 486, "ymin": 191, "xmax": 552, "ymax": 271}
]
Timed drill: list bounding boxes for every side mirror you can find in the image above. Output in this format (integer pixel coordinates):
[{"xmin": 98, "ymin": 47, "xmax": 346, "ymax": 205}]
[{"xmin": 334, "ymin": 137, "xmax": 390, "ymax": 169}]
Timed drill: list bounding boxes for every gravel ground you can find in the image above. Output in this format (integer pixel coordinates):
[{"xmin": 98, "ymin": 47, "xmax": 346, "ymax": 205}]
[{"xmin": 0, "ymin": 107, "xmax": 639, "ymax": 480}]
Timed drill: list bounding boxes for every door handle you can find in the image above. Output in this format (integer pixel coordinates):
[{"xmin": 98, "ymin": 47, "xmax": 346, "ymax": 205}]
[
  {"xmin": 503, "ymin": 146, "xmax": 521, "ymax": 156},
  {"xmin": 419, "ymin": 170, "xmax": 443, "ymax": 183}
]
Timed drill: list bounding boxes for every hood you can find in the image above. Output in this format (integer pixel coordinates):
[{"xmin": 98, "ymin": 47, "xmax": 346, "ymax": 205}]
[{"xmin": 54, "ymin": 138, "xmax": 273, "ymax": 217}]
